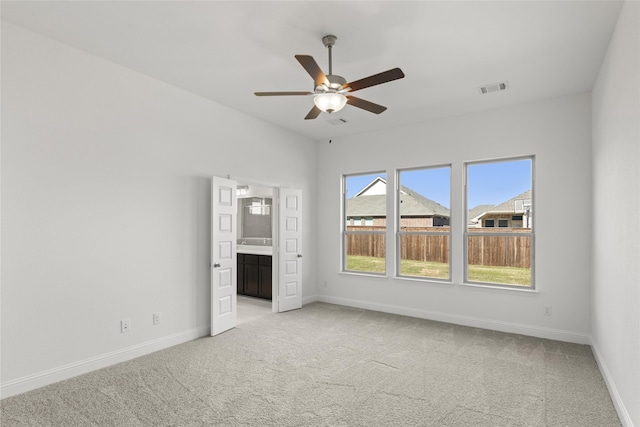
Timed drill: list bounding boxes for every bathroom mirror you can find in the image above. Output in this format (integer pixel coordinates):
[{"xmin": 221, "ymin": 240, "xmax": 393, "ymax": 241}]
[{"xmin": 238, "ymin": 197, "xmax": 272, "ymax": 245}]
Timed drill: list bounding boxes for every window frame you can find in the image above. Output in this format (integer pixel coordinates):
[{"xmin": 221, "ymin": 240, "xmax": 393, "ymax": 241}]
[
  {"xmin": 395, "ymin": 164, "xmax": 452, "ymax": 282},
  {"xmin": 464, "ymin": 156, "xmax": 535, "ymax": 289},
  {"xmin": 342, "ymin": 171, "xmax": 388, "ymax": 276}
]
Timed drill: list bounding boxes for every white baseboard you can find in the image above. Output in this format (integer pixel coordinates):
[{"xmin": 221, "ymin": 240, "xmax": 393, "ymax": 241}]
[
  {"xmin": 315, "ymin": 295, "xmax": 591, "ymax": 345},
  {"xmin": 302, "ymin": 294, "xmax": 318, "ymax": 306},
  {"xmin": 0, "ymin": 325, "xmax": 210, "ymax": 400},
  {"xmin": 591, "ymin": 342, "xmax": 635, "ymax": 427}
]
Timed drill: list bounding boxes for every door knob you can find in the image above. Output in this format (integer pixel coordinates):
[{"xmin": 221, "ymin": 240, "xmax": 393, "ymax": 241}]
[
  {"xmin": 297, "ymin": 254, "xmax": 302, "ymax": 258},
  {"xmin": 213, "ymin": 263, "xmax": 221, "ymax": 268}
]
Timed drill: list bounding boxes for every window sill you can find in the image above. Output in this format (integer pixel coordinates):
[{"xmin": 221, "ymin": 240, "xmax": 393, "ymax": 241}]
[
  {"xmin": 394, "ymin": 276, "xmax": 453, "ymax": 286},
  {"xmin": 459, "ymin": 282, "xmax": 539, "ymax": 294},
  {"xmin": 340, "ymin": 271, "xmax": 389, "ymax": 280}
]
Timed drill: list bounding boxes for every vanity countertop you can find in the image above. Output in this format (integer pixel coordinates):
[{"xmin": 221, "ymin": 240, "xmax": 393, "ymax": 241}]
[{"xmin": 237, "ymin": 245, "xmax": 273, "ymax": 256}]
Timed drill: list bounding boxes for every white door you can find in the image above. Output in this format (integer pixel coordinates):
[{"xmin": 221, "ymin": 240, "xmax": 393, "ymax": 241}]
[
  {"xmin": 278, "ymin": 188, "xmax": 302, "ymax": 312},
  {"xmin": 211, "ymin": 176, "xmax": 237, "ymax": 336}
]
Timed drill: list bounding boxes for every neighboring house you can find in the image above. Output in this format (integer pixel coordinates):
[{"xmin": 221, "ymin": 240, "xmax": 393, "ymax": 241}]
[
  {"xmin": 467, "ymin": 204, "xmax": 495, "ymax": 227},
  {"xmin": 346, "ymin": 177, "xmax": 450, "ymax": 227},
  {"xmin": 468, "ymin": 190, "xmax": 532, "ymax": 228}
]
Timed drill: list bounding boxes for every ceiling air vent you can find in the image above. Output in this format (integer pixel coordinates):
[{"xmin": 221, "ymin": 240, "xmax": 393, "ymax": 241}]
[
  {"xmin": 479, "ymin": 81, "xmax": 508, "ymax": 95},
  {"xmin": 327, "ymin": 118, "xmax": 348, "ymax": 126}
]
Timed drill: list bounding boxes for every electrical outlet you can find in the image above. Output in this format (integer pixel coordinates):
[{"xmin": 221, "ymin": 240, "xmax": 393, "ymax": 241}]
[
  {"xmin": 153, "ymin": 312, "xmax": 161, "ymax": 325},
  {"xmin": 543, "ymin": 306, "xmax": 552, "ymax": 316},
  {"xmin": 121, "ymin": 318, "xmax": 131, "ymax": 333}
]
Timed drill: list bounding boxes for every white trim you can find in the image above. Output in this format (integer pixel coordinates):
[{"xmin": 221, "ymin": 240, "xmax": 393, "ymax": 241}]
[
  {"xmin": 340, "ymin": 271, "xmax": 388, "ymax": 279},
  {"xmin": 315, "ymin": 295, "xmax": 590, "ymax": 344},
  {"xmin": 302, "ymin": 294, "xmax": 318, "ymax": 306},
  {"xmin": 395, "ymin": 276, "xmax": 453, "ymax": 285},
  {"xmin": 0, "ymin": 326, "xmax": 210, "ymax": 400},
  {"xmin": 590, "ymin": 342, "xmax": 635, "ymax": 427},
  {"xmin": 459, "ymin": 282, "xmax": 539, "ymax": 294}
]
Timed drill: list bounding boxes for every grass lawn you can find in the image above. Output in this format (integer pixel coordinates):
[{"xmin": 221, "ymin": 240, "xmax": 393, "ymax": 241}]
[
  {"xmin": 467, "ymin": 264, "xmax": 531, "ymax": 286},
  {"xmin": 346, "ymin": 255, "xmax": 530, "ymax": 286}
]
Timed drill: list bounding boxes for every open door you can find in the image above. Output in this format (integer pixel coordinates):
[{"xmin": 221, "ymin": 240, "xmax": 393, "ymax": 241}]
[
  {"xmin": 278, "ymin": 188, "xmax": 302, "ymax": 312},
  {"xmin": 211, "ymin": 176, "xmax": 237, "ymax": 336}
]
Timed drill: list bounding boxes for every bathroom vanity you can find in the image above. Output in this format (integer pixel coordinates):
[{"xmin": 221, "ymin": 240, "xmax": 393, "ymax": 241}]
[{"xmin": 237, "ymin": 252, "xmax": 272, "ymax": 300}]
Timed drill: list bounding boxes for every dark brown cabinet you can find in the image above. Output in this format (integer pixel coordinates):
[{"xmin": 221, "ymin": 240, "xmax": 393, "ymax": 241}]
[{"xmin": 237, "ymin": 254, "xmax": 272, "ymax": 300}]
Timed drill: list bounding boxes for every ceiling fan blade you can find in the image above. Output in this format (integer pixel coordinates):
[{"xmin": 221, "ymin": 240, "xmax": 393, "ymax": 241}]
[
  {"xmin": 295, "ymin": 55, "xmax": 328, "ymax": 87},
  {"xmin": 304, "ymin": 105, "xmax": 322, "ymax": 120},
  {"xmin": 254, "ymin": 91, "xmax": 313, "ymax": 96},
  {"xmin": 346, "ymin": 96, "xmax": 387, "ymax": 114},
  {"xmin": 343, "ymin": 68, "xmax": 405, "ymax": 92}
]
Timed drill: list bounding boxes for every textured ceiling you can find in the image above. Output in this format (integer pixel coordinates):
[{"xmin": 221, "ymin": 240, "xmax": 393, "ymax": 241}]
[{"xmin": 1, "ymin": 1, "xmax": 623, "ymax": 141}]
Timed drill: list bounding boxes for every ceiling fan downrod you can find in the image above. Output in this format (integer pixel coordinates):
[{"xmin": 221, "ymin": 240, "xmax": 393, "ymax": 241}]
[{"xmin": 322, "ymin": 35, "xmax": 337, "ymax": 76}]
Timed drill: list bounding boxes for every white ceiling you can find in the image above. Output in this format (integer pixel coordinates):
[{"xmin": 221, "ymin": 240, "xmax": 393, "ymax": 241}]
[{"xmin": 1, "ymin": 1, "xmax": 623, "ymax": 142}]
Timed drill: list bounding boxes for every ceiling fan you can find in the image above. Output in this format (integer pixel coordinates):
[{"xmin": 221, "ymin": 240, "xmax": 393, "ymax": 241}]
[{"xmin": 254, "ymin": 35, "xmax": 405, "ymax": 120}]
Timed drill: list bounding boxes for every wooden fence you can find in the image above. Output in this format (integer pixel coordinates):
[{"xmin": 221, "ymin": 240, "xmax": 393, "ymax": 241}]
[
  {"xmin": 346, "ymin": 226, "xmax": 531, "ymax": 268},
  {"xmin": 345, "ymin": 227, "xmax": 386, "ymax": 259},
  {"xmin": 467, "ymin": 228, "xmax": 531, "ymax": 268}
]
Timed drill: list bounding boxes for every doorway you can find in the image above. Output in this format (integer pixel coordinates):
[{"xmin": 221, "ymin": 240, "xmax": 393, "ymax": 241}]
[
  {"xmin": 211, "ymin": 176, "xmax": 302, "ymax": 336},
  {"xmin": 235, "ymin": 181, "xmax": 276, "ymax": 318}
]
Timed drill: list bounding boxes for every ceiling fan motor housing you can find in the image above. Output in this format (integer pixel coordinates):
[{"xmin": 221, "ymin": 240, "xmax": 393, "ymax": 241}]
[{"xmin": 316, "ymin": 74, "xmax": 348, "ymax": 93}]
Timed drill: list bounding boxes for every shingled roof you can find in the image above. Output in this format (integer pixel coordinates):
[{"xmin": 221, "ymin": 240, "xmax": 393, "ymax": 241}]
[
  {"xmin": 346, "ymin": 194, "xmax": 386, "ymax": 217},
  {"xmin": 485, "ymin": 190, "xmax": 532, "ymax": 213},
  {"xmin": 399, "ymin": 186, "xmax": 450, "ymax": 217},
  {"xmin": 346, "ymin": 182, "xmax": 450, "ymax": 218}
]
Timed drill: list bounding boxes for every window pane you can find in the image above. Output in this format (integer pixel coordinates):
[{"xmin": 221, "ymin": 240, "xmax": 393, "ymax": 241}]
[
  {"xmin": 467, "ymin": 158, "xmax": 532, "ymax": 230},
  {"xmin": 345, "ymin": 234, "xmax": 386, "ymax": 273},
  {"xmin": 399, "ymin": 234, "xmax": 449, "ymax": 279},
  {"xmin": 398, "ymin": 166, "xmax": 451, "ymax": 279},
  {"xmin": 398, "ymin": 167, "xmax": 450, "ymax": 230},
  {"xmin": 467, "ymin": 234, "xmax": 531, "ymax": 286},
  {"xmin": 345, "ymin": 173, "xmax": 387, "ymax": 229},
  {"xmin": 344, "ymin": 172, "xmax": 386, "ymax": 274},
  {"xmin": 466, "ymin": 158, "xmax": 533, "ymax": 287}
]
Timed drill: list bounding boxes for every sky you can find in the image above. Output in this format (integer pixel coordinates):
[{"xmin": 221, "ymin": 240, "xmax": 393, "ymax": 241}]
[{"xmin": 345, "ymin": 158, "xmax": 532, "ymax": 209}]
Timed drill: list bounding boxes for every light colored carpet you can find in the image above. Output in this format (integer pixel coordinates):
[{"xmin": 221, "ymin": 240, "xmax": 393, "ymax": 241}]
[{"xmin": 1, "ymin": 301, "xmax": 621, "ymax": 426}]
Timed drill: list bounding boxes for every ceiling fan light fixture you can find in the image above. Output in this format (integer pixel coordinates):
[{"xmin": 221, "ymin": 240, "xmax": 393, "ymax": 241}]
[{"xmin": 313, "ymin": 92, "xmax": 347, "ymax": 113}]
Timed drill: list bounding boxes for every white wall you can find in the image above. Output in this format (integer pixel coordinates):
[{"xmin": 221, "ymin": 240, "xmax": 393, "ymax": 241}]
[
  {"xmin": 1, "ymin": 22, "xmax": 317, "ymax": 395},
  {"xmin": 316, "ymin": 92, "xmax": 593, "ymax": 343},
  {"xmin": 592, "ymin": 1, "xmax": 640, "ymax": 426}
]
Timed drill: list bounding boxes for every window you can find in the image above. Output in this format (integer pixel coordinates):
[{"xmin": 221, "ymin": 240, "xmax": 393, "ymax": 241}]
[
  {"xmin": 397, "ymin": 166, "xmax": 451, "ymax": 280},
  {"xmin": 465, "ymin": 157, "xmax": 534, "ymax": 287},
  {"xmin": 343, "ymin": 173, "xmax": 387, "ymax": 274}
]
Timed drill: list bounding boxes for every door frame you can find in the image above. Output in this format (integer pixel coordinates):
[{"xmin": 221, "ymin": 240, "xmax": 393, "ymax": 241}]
[{"xmin": 231, "ymin": 176, "xmax": 280, "ymax": 313}]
